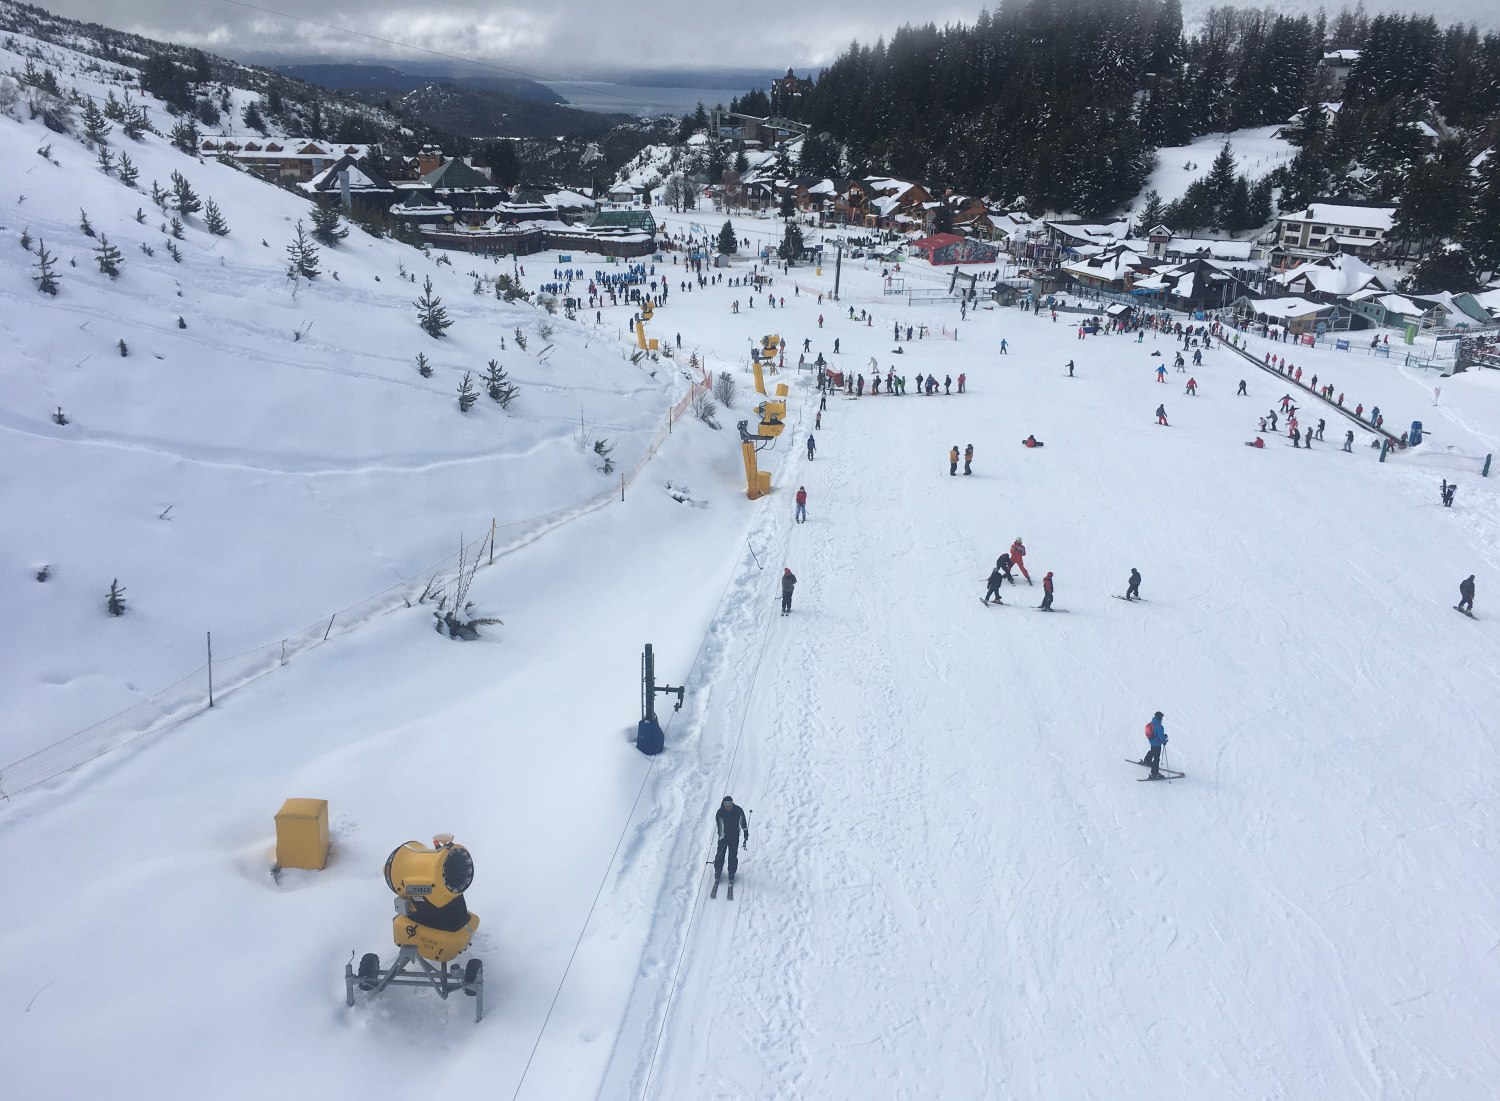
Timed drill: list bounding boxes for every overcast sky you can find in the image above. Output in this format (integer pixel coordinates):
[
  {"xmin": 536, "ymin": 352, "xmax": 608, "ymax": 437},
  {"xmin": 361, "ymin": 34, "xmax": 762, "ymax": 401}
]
[{"xmin": 33, "ymin": 0, "xmax": 1500, "ymax": 77}]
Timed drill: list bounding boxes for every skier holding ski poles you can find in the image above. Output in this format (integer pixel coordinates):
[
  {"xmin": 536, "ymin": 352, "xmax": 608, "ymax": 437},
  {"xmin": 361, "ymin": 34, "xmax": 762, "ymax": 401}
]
[{"xmin": 712, "ymin": 795, "xmax": 749, "ymax": 896}]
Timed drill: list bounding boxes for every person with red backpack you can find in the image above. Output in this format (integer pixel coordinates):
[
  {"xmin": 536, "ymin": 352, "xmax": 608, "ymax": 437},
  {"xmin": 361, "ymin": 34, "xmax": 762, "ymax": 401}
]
[
  {"xmin": 794, "ymin": 486, "xmax": 808, "ymax": 524},
  {"xmin": 1139, "ymin": 711, "xmax": 1168, "ymax": 779}
]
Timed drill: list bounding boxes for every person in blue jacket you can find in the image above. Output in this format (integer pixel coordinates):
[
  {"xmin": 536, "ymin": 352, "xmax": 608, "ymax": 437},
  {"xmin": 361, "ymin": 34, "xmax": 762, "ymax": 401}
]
[{"xmin": 1139, "ymin": 711, "xmax": 1168, "ymax": 778}]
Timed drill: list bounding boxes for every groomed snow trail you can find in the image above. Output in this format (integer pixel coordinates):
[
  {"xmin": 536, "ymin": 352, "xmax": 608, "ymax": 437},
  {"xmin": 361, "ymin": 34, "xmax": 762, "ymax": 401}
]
[{"xmin": 610, "ymin": 297, "xmax": 1500, "ymax": 1100}]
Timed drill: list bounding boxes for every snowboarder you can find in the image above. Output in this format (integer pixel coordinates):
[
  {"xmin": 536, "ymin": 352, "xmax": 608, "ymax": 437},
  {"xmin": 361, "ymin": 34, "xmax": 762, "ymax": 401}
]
[
  {"xmin": 806, "ymin": 434, "xmax": 816, "ymax": 461},
  {"xmin": 1441, "ymin": 479, "xmax": 1457, "ymax": 508},
  {"xmin": 1039, "ymin": 571, "xmax": 1055, "ymax": 611},
  {"xmin": 713, "ymin": 795, "xmax": 749, "ymax": 889},
  {"xmin": 984, "ymin": 565, "xmax": 1005, "ymax": 605},
  {"xmin": 1009, "ymin": 537, "xmax": 1031, "ymax": 583},
  {"xmin": 963, "ymin": 444, "xmax": 974, "ymax": 475},
  {"xmin": 1125, "ymin": 568, "xmax": 1141, "ymax": 600},
  {"xmin": 1139, "ymin": 711, "xmax": 1168, "ymax": 779},
  {"xmin": 1155, "ymin": 404, "xmax": 1168, "ymax": 426},
  {"xmin": 795, "ymin": 485, "xmax": 808, "ymax": 523},
  {"xmin": 780, "ymin": 567, "xmax": 797, "ymax": 615},
  {"xmin": 1237, "ymin": 379, "xmax": 1247, "ymax": 396},
  {"xmin": 1458, "ymin": 574, "xmax": 1475, "ymax": 615},
  {"xmin": 949, "ymin": 445, "xmax": 960, "ymax": 476}
]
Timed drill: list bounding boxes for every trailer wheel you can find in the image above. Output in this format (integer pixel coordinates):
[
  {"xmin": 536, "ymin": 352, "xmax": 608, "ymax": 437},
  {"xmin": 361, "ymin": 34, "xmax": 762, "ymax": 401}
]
[
  {"xmin": 463, "ymin": 958, "xmax": 483, "ymax": 995},
  {"xmin": 357, "ymin": 953, "xmax": 381, "ymax": 991}
]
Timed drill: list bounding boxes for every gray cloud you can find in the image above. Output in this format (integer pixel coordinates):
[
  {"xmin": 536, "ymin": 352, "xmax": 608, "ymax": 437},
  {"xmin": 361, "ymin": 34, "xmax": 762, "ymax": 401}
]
[{"xmin": 29, "ymin": 0, "xmax": 1500, "ymax": 76}]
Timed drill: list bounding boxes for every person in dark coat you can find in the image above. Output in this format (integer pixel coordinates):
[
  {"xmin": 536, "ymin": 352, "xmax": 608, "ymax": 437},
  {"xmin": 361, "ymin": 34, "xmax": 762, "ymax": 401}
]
[
  {"xmin": 984, "ymin": 566, "xmax": 1005, "ymax": 605},
  {"xmin": 1459, "ymin": 575, "xmax": 1476, "ymax": 614},
  {"xmin": 963, "ymin": 444, "xmax": 974, "ymax": 475},
  {"xmin": 806, "ymin": 434, "xmax": 816, "ymax": 461},
  {"xmin": 996, "ymin": 553, "xmax": 1015, "ymax": 585},
  {"xmin": 781, "ymin": 567, "xmax": 798, "ymax": 615},
  {"xmin": 1039, "ymin": 571, "xmax": 1055, "ymax": 610},
  {"xmin": 1125, "ymin": 568, "xmax": 1141, "ymax": 600},
  {"xmin": 713, "ymin": 796, "xmax": 749, "ymax": 885}
]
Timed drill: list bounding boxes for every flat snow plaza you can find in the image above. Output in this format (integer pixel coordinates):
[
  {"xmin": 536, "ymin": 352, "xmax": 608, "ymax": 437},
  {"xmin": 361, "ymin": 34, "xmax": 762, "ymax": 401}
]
[{"xmin": 5, "ymin": 205, "xmax": 1500, "ymax": 1099}]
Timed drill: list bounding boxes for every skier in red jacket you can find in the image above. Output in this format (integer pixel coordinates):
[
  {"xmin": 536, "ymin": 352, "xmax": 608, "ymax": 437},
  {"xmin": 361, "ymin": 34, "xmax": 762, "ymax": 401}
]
[
  {"xmin": 1039, "ymin": 571, "xmax": 1055, "ymax": 611},
  {"xmin": 1009, "ymin": 538, "xmax": 1031, "ymax": 583},
  {"xmin": 794, "ymin": 486, "xmax": 808, "ymax": 524}
]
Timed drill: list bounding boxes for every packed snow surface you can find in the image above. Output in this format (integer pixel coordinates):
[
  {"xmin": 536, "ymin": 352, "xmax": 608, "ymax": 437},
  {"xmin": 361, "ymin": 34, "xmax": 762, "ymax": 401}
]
[{"xmin": 2, "ymin": 53, "xmax": 1498, "ymax": 1095}]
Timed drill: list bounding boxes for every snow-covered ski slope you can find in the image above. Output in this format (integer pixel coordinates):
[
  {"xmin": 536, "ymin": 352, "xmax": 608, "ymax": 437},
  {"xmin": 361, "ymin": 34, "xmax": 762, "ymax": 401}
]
[
  {"xmin": 0, "ymin": 30, "xmax": 688, "ymax": 761},
  {"xmin": 3, "ymin": 172, "xmax": 1499, "ymax": 1099}
]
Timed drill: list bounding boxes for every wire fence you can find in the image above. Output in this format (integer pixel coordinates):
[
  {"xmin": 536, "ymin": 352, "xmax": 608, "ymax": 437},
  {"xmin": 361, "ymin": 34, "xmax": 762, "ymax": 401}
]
[{"xmin": 0, "ymin": 365, "xmax": 713, "ymax": 800}]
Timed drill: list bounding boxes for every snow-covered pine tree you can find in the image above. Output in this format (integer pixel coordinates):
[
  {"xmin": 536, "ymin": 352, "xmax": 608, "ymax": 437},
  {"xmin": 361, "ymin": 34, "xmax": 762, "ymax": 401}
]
[
  {"xmin": 203, "ymin": 197, "xmax": 229, "ymax": 236},
  {"xmin": 169, "ymin": 119, "xmax": 200, "ymax": 155},
  {"xmin": 718, "ymin": 219, "xmax": 737, "ymax": 255},
  {"xmin": 95, "ymin": 145, "xmax": 114, "ymax": 174},
  {"xmin": 79, "ymin": 208, "xmax": 95, "ymax": 237},
  {"xmin": 1135, "ymin": 189, "xmax": 1167, "ymax": 233},
  {"xmin": 242, "ymin": 99, "xmax": 267, "ymax": 135},
  {"xmin": 309, "ymin": 203, "xmax": 348, "ymax": 245},
  {"xmin": 483, "ymin": 359, "xmax": 517, "ymax": 407},
  {"xmin": 102, "ymin": 88, "xmax": 125, "ymax": 121},
  {"xmin": 106, "ymin": 579, "xmax": 127, "ymax": 616},
  {"xmin": 122, "ymin": 97, "xmax": 148, "ymax": 141},
  {"xmin": 165, "ymin": 239, "xmax": 182, "ymax": 263},
  {"xmin": 81, "ymin": 96, "xmax": 111, "ymax": 145},
  {"xmin": 415, "ymin": 276, "xmax": 452, "ymax": 337},
  {"xmin": 457, "ymin": 371, "xmax": 478, "ymax": 412},
  {"xmin": 286, "ymin": 221, "xmax": 320, "ymax": 278},
  {"xmin": 33, "ymin": 240, "xmax": 58, "ymax": 295},
  {"xmin": 169, "ymin": 170, "xmax": 201, "ymax": 215},
  {"xmin": 415, "ymin": 352, "xmax": 433, "ymax": 377},
  {"xmin": 94, "ymin": 234, "xmax": 122, "ymax": 278},
  {"xmin": 169, "ymin": 216, "xmax": 184, "ymax": 239}
]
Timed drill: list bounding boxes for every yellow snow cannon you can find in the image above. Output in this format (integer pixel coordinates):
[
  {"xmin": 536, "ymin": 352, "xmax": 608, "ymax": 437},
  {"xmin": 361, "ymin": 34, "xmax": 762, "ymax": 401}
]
[{"xmin": 345, "ymin": 834, "xmax": 485, "ymax": 1021}]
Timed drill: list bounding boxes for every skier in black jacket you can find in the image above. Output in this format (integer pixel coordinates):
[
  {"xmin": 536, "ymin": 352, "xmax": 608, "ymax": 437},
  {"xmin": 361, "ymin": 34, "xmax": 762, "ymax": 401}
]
[
  {"xmin": 714, "ymin": 796, "xmax": 749, "ymax": 886},
  {"xmin": 1125, "ymin": 568, "xmax": 1142, "ymax": 601},
  {"xmin": 781, "ymin": 567, "xmax": 797, "ymax": 615},
  {"xmin": 984, "ymin": 565, "xmax": 1005, "ymax": 605}
]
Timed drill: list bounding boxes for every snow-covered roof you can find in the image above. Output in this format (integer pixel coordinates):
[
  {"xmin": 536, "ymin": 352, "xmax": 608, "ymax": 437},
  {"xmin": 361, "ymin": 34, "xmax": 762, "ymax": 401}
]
[
  {"xmin": 1272, "ymin": 252, "xmax": 1392, "ymax": 297},
  {"xmin": 1168, "ymin": 238, "xmax": 1253, "ymax": 261},
  {"xmin": 202, "ymin": 136, "xmax": 370, "ymax": 161},
  {"xmin": 1047, "ymin": 220, "xmax": 1130, "ymax": 244},
  {"xmin": 303, "ymin": 161, "xmax": 388, "ymax": 192},
  {"xmin": 1284, "ymin": 204, "xmax": 1395, "ymax": 232},
  {"xmin": 544, "ymin": 189, "xmax": 596, "ymax": 210},
  {"xmin": 864, "ymin": 177, "xmax": 915, "ymax": 200},
  {"xmin": 1238, "ymin": 296, "xmax": 1332, "ymax": 318},
  {"xmin": 807, "ymin": 179, "xmax": 837, "ymax": 196},
  {"xmin": 1323, "ymin": 49, "xmax": 1361, "ymax": 62}
]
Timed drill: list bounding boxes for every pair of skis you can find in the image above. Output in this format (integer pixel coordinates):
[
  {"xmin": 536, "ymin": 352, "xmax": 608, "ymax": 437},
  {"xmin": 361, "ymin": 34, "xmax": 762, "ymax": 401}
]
[
  {"xmin": 1127, "ymin": 758, "xmax": 1185, "ymax": 782},
  {"xmin": 980, "ymin": 598, "xmax": 1067, "ymax": 612},
  {"xmin": 709, "ymin": 877, "xmax": 734, "ymax": 900}
]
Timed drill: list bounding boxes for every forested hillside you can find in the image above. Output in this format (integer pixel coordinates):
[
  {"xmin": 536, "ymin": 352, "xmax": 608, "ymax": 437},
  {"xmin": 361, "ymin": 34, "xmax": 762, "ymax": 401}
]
[{"xmin": 776, "ymin": 0, "xmax": 1500, "ymax": 229}]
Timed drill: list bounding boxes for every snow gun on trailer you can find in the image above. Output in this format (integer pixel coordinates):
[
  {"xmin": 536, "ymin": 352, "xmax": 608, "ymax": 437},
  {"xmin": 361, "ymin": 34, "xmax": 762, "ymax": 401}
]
[{"xmin": 345, "ymin": 834, "xmax": 485, "ymax": 1021}]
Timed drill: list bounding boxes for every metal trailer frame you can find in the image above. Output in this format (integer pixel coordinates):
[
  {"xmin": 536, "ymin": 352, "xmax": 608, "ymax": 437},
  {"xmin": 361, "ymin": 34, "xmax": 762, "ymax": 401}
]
[{"xmin": 345, "ymin": 944, "xmax": 485, "ymax": 1022}]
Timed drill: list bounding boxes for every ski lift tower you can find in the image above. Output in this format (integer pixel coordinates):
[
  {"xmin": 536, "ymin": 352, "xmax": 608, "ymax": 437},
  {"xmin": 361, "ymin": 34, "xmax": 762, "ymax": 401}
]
[{"xmin": 637, "ymin": 643, "xmax": 684, "ymax": 755}]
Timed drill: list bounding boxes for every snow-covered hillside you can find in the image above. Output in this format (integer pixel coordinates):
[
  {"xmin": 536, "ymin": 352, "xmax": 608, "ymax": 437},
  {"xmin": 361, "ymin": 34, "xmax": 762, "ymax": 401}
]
[
  {"xmin": 0, "ymin": 29, "xmax": 691, "ymax": 763},
  {"xmin": 1142, "ymin": 123, "xmax": 1295, "ymax": 209},
  {"xmin": 3, "ymin": 184, "xmax": 1498, "ymax": 1100}
]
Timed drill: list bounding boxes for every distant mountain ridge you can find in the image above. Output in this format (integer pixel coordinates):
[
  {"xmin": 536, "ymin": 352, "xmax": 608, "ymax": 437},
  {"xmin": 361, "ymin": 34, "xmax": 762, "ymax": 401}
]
[{"xmin": 274, "ymin": 63, "xmax": 563, "ymax": 104}]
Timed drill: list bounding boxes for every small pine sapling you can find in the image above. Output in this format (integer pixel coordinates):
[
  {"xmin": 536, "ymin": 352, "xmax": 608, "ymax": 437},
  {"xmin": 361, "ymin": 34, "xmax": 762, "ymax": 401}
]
[
  {"xmin": 140, "ymin": 242, "xmax": 155, "ymax": 257},
  {"xmin": 103, "ymin": 89, "xmax": 125, "ymax": 121},
  {"xmin": 20, "ymin": 228, "xmax": 32, "ymax": 251},
  {"xmin": 415, "ymin": 276, "xmax": 452, "ymax": 337},
  {"xmin": 165, "ymin": 240, "xmax": 182, "ymax": 263},
  {"xmin": 169, "ymin": 216, "xmax": 184, "ymax": 240},
  {"xmin": 286, "ymin": 221, "xmax": 320, "ymax": 278},
  {"xmin": 169, "ymin": 119, "xmax": 199, "ymax": 154},
  {"xmin": 36, "ymin": 143, "xmax": 52, "ymax": 162},
  {"xmin": 203, "ymin": 197, "xmax": 229, "ymax": 236},
  {"xmin": 178, "ymin": 316, "xmax": 187, "ymax": 328},
  {"xmin": 484, "ymin": 359, "xmax": 518, "ymax": 407},
  {"xmin": 513, "ymin": 327, "xmax": 527, "ymax": 351},
  {"xmin": 52, "ymin": 406, "xmax": 68, "ymax": 425},
  {"xmin": 95, "ymin": 145, "xmax": 115, "ymax": 174},
  {"xmin": 415, "ymin": 352, "xmax": 433, "ymax": 377},
  {"xmin": 593, "ymin": 438, "xmax": 616, "ymax": 475},
  {"xmin": 106, "ymin": 579, "xmax": 127, "ymax": 616},
  {"xmin": 150, "ymin": 179, "xmax": 166, "ymax": 208},
  {"xmin": 94, "ymin": 234, "xmax": 123, "ymax": 278},
  {"xmin": 457, "ymin": 371, "xmax": 478, "ymax": 412},
  {"xmin": 118, "ymin": 338, "xmax": 128, "ymax": 356},
  {"xmin": 79, "ymin": 208, "xmax": 95, "ymax": 237},
  {"xmin": 36, "ymin": 564, "xmax": 53, "ymax": 581},
  {"xmin": 121, "ymin": 96, "xmax": 147, "ymax": 140},
  {"xmin": 134, "ymin": 207, "xmax": 146, "ymax": 224},
  {"xmin": 81, "ymin": 96, "xmax": 111, "ymax": 144},
  {"xmin": 117, "ymin": 152, "xmax": 139, "ymax": 187},
  {"xmin": 309, "ymin": 203, "xmax": 348, "ymax": 245},
  {"xmin": 33, "ymin": 238, "xmax": 59, "ymax": 294},
  {"xmin": 169, "ymin": 170, "xmax": 201, "ymax": 215}
]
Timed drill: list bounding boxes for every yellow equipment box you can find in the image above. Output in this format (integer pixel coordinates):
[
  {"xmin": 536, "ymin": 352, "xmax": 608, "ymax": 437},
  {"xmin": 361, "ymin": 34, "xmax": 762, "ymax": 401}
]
[{"xmin": 275, "ymin": 798, "xmax": 329, "ymax": 870}]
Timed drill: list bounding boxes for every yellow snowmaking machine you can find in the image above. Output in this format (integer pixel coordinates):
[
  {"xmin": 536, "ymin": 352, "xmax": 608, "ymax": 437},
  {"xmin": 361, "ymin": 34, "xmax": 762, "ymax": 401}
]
[{"xmin": 345, "ymin": 834, "xmax": 485, "ymax": 1021}]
